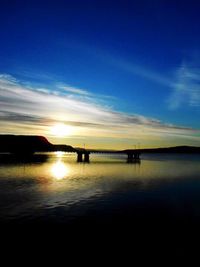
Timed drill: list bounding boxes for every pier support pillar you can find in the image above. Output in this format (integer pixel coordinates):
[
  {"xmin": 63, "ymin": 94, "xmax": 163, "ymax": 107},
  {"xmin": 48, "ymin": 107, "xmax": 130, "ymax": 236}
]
[
  {"xmin": 77, "ymin": 151, "xmax": 90, "ymax": 163},
  {"xmin": 135, "ymin": 152, "xmax": 140, "ymax": 159},
  {"xmin": 127, "ymin": 153, "xmax": 134, "ymax": 163},
  {"xmin": 84, "ymin": 152, "xmax": 90, "ymax": 163},
  {"xmin": 127, "ymin": 152, "xmax": 141, "ymax": 163},
  {"xmin": 77, "ymin": 152, "xmax": 83, "ymax": 162}
]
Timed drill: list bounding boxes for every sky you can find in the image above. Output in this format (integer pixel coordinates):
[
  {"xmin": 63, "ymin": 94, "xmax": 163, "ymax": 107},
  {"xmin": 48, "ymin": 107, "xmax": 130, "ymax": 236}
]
[{"xmin": 0, "ymin": 0, "xmax": 200, "ymax": 149}]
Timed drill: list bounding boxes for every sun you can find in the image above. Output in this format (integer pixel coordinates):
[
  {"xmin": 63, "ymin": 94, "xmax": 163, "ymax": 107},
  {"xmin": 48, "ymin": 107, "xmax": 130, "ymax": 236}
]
[{"xmin": 50, "ymin": 123, "xmax": 73, "ymax": 137}]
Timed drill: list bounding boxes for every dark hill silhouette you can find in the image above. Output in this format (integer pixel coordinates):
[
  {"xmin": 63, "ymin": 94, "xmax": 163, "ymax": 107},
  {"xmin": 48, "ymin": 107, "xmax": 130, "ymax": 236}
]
[
  {"xmin": 53, "ymin": 144, "xmax": 75, "ymax": 152},
  {"xmin": 0, "ymin": 135, "xmax": 75, "ymax": 154},
  {"xmin": 0, "ymin": 135, "xmax": 200, "ymax": 155},
  {"xmin": 123, "ymin": 146, "xmax": 200, "ymax": 154}
]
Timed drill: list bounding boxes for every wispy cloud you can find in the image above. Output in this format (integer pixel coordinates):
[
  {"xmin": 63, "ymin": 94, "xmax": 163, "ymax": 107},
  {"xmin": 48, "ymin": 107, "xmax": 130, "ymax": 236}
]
[
  {"xmin": 57, "ymin": 84, "xmax": 117, "ymax": 105},
  {"xmin": 59, "ymin": 85, "xmax": 91, "ymax": 96},
  {"xmin": 108, "ymin": 55, "xmax": 200, "ymax": 110},
  {"xmin": 106, "ymin": 56, "xmax": 173, "ymax": 88},
  {"xmin": 49, "ymin": 44, "xmax": 200, "ymax": 112},
  {"xmin": 80, "ymin": 46, "xmax": 174, "ymax": 88},
  {"xmin": 89, "ymin": 48, "xmax": 200, "ymax": 112},
  {"xmin": 0, "ymin": 74, "xmax": 198, "ymax": 146},
  {"xmin": 168, "ymin": 63, "xmax": 200, "ymax": 109}
]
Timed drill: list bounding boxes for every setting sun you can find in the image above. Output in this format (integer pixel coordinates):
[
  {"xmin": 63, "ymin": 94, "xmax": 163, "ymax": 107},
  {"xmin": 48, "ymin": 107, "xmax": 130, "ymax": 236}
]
[{"xmin": 50, "ymin": 123, "xmax": 73, "ymax": 137}]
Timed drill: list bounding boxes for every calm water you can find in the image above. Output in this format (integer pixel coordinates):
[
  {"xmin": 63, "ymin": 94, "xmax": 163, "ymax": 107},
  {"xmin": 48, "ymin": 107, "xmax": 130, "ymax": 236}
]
[{"xmin": 0, "ymin": 152, "xmax": 200, "ymax": 226}]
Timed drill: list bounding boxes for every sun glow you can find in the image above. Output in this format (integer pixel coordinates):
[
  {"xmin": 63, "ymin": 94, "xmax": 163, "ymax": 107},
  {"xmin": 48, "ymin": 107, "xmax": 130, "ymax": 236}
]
[
  {"xmin": 51, "ymin": 161, "xmax": 69, "ymax": 180},
  {"xmin": 50, "ymin": 123, "xmax": 73, "ymax": 137},
  {"xmin": 55, "ymin": 151, "xmax": 65, "ymax": 157}
]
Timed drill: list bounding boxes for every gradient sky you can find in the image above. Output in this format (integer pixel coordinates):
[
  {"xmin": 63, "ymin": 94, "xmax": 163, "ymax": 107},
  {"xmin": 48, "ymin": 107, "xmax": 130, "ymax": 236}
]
[{"xmin": 0, "ymin": 0, "xmax": 200, "ymax": 149}]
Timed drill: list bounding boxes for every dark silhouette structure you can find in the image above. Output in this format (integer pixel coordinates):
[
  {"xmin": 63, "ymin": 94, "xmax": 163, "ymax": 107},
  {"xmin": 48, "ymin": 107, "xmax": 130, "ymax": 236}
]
[
  {"xmin": 75, "ymin": 148, "xmax": 140, "ymax": 163},
  {"xmin": 0, "ymin": 135, "xmax": 75, "ymax": 154},
  {"xmin": 77, "ymin": 151, "xmax": 90, "ymax": 163},
  {"xmin": 1, "ymin": 135, "xmax": 200, "ymax": 163},
  {"xmin": 126, "ymin": 150, "xmax": 141, "ymax": 163}
]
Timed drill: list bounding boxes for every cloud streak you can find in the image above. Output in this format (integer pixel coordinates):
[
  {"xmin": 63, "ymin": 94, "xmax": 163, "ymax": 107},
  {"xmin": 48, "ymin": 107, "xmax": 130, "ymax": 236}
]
[
  {"xmin": 107, "ymin": 54, "xmax": 200, "ymax": 111},
  {"xmin": 168, "ymin": 63, "xmax": 200, "ymax": 109},
  {"xmin": 0, "ymin": 74, "xmax": 198, "ymax": 147},
  {"xmin": 59, "ymin": 85, "xmax": 91, "ymax": 96},
  {"xmin": 91, "ymin": 48, "xmax": 200, "ymax": 112}
]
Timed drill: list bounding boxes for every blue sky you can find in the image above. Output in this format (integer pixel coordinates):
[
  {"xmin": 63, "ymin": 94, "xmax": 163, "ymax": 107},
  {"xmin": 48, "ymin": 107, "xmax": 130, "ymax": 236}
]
[{"xmin": 0, "ymin": 0, "xmax": 200, "ymax": 148}]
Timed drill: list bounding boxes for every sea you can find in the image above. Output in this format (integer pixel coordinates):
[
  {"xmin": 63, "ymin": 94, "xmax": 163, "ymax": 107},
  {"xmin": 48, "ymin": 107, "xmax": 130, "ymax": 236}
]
[{"xmin": 0, "ymin": 152, "xmax": 200, "ymax": 229}]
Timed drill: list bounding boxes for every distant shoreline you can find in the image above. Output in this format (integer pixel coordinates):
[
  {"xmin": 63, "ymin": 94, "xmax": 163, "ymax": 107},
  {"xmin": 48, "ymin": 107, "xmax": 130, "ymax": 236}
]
[{"xmin": 0, "ymin": 134, "xmax": 200, "ymax": 154}]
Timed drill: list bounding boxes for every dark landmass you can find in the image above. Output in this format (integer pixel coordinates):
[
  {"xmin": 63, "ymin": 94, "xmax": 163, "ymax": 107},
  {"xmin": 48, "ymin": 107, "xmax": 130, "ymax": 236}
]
[
  {"xmin": 88, "ymin": 146, "xmax": 200, "ymax": 154},
  {"xmin": 130, "ymin": 145, "xmax": 200, "ymax": 154},
  {"xmin": 0, "ymin": 135, "xmax": 200, "ymax": 154},
  {"xmin": 53, "ymin": 144, "xmax": 75, "ymax": 152},
  {"xmin": 0, "ymin": 135, "xmax": 75, "ymax": 154}
]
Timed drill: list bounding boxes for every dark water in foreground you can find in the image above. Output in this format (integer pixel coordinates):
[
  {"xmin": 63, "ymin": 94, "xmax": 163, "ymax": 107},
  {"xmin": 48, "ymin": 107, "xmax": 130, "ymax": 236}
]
[{"xmin": 0, "ymin": 152, "xmax": 200, "ymax": 230}]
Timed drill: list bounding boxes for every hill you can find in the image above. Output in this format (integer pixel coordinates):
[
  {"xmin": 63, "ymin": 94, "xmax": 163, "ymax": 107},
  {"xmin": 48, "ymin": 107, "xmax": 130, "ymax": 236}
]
[
  {"xmin": 0, "ymin": 135, "xmax": 75, "ymax": 154},
  {"xmin": 123, "ymin": 146, "xmax": 200, "ymax": 154}
]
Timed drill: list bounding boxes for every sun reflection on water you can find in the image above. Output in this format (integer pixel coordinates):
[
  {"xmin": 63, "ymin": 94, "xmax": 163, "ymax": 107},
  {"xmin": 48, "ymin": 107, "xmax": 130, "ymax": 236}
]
[
  {"xmin": 51, "ymin": 160, "xmax": 69, "ymax": 180},
  {"xmin": 55, "ymin": 151, "xmax": 65, "ymax": 157}
]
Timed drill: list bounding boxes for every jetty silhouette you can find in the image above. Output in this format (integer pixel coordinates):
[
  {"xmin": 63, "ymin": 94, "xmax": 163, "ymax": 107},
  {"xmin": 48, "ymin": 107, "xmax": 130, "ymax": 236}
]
[{"xmin": 0, "ymin": 135, "xmax": 200, "ymax": 163}]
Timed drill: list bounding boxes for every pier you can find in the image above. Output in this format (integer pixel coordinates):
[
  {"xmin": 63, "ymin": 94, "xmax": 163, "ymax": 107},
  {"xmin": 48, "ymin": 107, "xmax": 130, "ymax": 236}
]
[
  {"xmin": 75, "ymin": 149, "xmax": 141, "ymax": 163},
  {"xmin": 77, "ymin": 151, "xmax": 90, "ymax": 163},
  {"xmin": 0, "ymin": 135, "xmax": 141, "ymax": 163},
  {"xmin": 126, "ymin": 150, "xmax": 141, "ymax": 163}
]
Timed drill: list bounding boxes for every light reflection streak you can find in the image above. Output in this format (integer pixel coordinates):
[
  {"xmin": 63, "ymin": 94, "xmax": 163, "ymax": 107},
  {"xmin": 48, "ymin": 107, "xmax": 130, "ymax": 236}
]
[
  {"xmin": 55, "ymin": 151, "xmax": 65, "ymax": 157},
  {"xmin": 51, "ymin": 160, "xmax": 69, "ymax": 180}
]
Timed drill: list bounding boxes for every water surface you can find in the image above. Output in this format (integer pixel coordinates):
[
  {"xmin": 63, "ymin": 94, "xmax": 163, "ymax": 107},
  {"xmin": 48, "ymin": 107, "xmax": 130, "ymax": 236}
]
[{"xmin": 0, "ymin": 152, "xmax": 200, "ymax": 227}]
